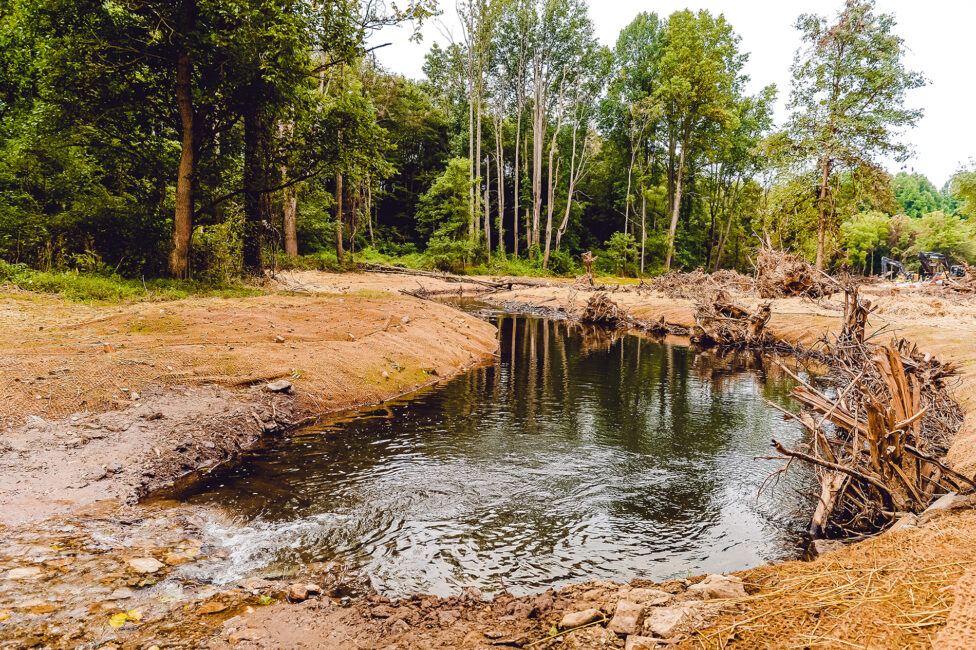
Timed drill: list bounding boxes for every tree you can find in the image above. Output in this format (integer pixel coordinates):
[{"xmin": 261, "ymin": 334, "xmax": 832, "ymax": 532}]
[
  {"xmin": 656, "ymin": 10, "xmax": 745, "ymax": 270},
  {"xmin": 892, "ymin": 172, "xmax": 943, "ymax": 218},
  {"xmin": 788, "ymin": 0, "xmax": 925, "ymax": 270},
  {"xmin": 839, "ymin": 210, "xmax": 890, "ymax": 273},
  {"xmin": 950, "ymin": 164, "xmax": 976, "ymax": 219}
]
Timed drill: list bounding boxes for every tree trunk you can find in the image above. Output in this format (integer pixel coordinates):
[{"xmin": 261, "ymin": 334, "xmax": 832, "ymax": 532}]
[
  {"xmin": 495, "ymin": 116, "xmax": 505, "ymax": 258},
  {"xmin": 168, "ymin": 0, "xmax": 196, "ymax": 278},
  {"xmin": 640, "ymin": 193, "xmax": 646, "ymax": 274},
  {"xmin": 484, "ymin": 154, "xmax": 491, "ymax": 261},
  {"xmin": 513, "ymin": 111, "xmax": 521, "ymax": 259},
  {"xmin": 816, "ymin": 156, "xmax": 831, "ymax": 271},
  {"xmin": 335, "ymin": 172, "xmax": 344, "ymax": 265},
  {"xmin": 664, "ymin": 139, "xmax": 687, "ymax": 271},
  {"xmin": 242, "ymin": 101, "xmax": 271, "ymax": 275}
]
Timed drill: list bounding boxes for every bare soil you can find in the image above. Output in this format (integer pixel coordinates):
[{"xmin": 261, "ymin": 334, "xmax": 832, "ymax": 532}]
[{"xmin": 2, "ymin": 271, "xmax": 976, "ymax": 649}]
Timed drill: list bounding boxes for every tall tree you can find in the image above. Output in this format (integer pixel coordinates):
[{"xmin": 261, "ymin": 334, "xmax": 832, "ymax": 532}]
[{"xmin": 788, "ymin": 0, "xmax": 925, "ymax": 270}]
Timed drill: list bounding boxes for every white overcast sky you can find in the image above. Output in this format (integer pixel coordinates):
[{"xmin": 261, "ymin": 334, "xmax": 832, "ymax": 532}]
[{"xmin": 370, "ymin": 0, "xmax": 976, "ymax": 187}]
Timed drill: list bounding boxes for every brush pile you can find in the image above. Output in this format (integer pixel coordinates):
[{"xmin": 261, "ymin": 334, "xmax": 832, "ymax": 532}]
[
  {"xmin": 651, "ymin": 268, "xmax": 755, "ymax": 301},
  {"xmin": 690, "ymin": 290, "xmax": 772, "ymax": 347},
  {"xmin": 581, "ymin": 292, "xmax": 624, "ymax": 327},
  {"xmin": 766, "ymin": 285, "xmax": 968, "ymax": 539},
  {"xmin": 755, "ymin": 249, "xmax": 835, "ymax": 299}
]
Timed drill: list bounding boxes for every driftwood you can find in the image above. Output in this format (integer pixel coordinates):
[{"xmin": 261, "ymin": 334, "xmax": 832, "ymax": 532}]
[
  {"xmin": 764, "ymin": 283, "xmax": 967, "ymax": 539},
  {"xmin": 690, "ymin": 290, "xmax": 771, "ymax": 348}
]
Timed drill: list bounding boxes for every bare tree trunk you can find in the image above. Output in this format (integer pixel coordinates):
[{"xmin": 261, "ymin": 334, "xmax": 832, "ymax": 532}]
[
  {"xmin": 542, "ymin": 152, "xmax": 559, "ymax": 268},
  {"xmin": 664, "ymin": 140, "xmax": 687, "ymax": 271},
  {"xmin": 816, "ymin": 156, "xmax": 831, "ymax": 271},
  {"xmin": 168, "ymin": 0, "xmax": 196, "ymax": 278},
  {"xmin": 531, "ymin": 53, "xmax": 544, "ymax": 251},
  {"xmin": 495, "ymin": 115, "xmax": 505, "ymax": 258},
  {"xmin": 513, "ymin": 111, "xmax": 521, "ymax": 258},
  {"xmin": 484, "ymin": 154, "xmax": 491, "ymax": 260},
  {"xmin": 367, "ymin": 183, "xmax": 374, "ymax": 248},
  {"xmin": 640, "ymin": 193, "xmax": 646, "ymax": 274},
  {"xmin": 335, "ymin": 172, "xmax": 344, "ymax": 265},
  {"xmin": 283, "ymin": 183, "xmax": 298, "ymax": 256}
]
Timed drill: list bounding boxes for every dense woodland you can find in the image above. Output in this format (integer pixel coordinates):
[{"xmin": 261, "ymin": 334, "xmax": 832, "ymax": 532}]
[{"xmin": 0, "ymin": 0, "xmax": 974, "ymax": 282}]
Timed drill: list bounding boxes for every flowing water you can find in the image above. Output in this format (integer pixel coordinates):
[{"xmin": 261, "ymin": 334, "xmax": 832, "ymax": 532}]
[{"xmin": 180, "ymin": 308, "xmax": 812, "ymax": 597}]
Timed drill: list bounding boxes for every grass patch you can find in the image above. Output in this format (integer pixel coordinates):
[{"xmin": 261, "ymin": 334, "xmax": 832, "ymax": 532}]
[{"xmin": 0, "ymin": 260, "xmax": 263, "ymax": 303}]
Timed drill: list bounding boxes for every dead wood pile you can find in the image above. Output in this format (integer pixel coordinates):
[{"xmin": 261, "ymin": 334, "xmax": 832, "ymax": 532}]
[
  {"xmin": 690, "ymin": 290, "xmax": 772, "ymax": 348},
  {"xmin": 580, "ymin": 292, "xmax": 624, "ymax": 327},
  {"xmin": 765, "ymin": 284, "xmax": 967, "ymax": 539},
  {"xmin": 755, "ymin": 249, "xmax": 835, "ymax": 299},
  {"xmin": 650, "ymin": 268, "xmax": 756, "ymax": 301}
]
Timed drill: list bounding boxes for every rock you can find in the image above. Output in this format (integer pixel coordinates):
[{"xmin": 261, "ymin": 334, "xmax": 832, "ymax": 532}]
[
  {"xmin": 228, "ymin": 627, "xmax": 265, "ymax": 644},
  {"xmin": 402, "ymin": 316, "xmax": 410, "ymax": 324},
  {"xmin": 5, "ymin": 567, "xmax": 42, "ymax": 580},
  {"xmin": 108, "ymin": 463, "xmax": 122, "ymax": 474},
  {"xmin": 625, "ymin": 637, "xmax": 661, "ymax": 650},
  {"xmin": 106, "ymin": 588, "xmax": 134, "ymax": 601},
  {"xmin": 686, "ymin": 574, "xmax": 746, "ymax": 600},
  {"xmin": 608, "ymin": 600, "xmax": 645, "ymax": 635},
  {"xmin": 127, "ymin": 557, "xmax": 164, "ymax": 574},
  {"xmin": 562, "ymin": 625, "xmax": 618, "ymax": 648},
  {"xmin": 347, "ymin": 333, "xmax": 356, "ymax": 341},
  {"xmin": 438, "ymin": 610, "xmax": 460, "ymax": 626},
  {"xmin": 381, "ymin": 370, "xmax": 390, "ymax": 379},
  {"xmin": 462, "ymin": 585, "xmax": 483, "ymax": 601},
  {"xmin": 18, "ymin": 599, "xmax": 56, "ymax": 614},
  {"xmin": 810, "ymin": 539, "xmax": 845, "ymax": 557},
  {"xmin": 287, "ymin": 583, "xmax": 321, "ymax": 601},
  {"xmin": 265, "ymin": 380, "xmax": 292, "ymax": 393},
  {"xmin": 560, "ymin": 608, "xmax": 604, "ymax": 629},
  {"xmin": 273, "ymin": 335, "xmax": 285, "ymax": 343},
  {"xmin": 371, "ymin": 605, "xmax": 397, "ymax": 619},
  {"xmin": 625, "ymin": 588, "xmax": 672, "ymax": 606},
  {"xmin": 163, "ymin": 552, "xmax": 192, "ymax": 566},
  {"xmin": 643, "ymin": 605, "xmax": 691, "ymax": 638},
  {"xmin": 199, "ymin": 601, "xmax": 228, "ymax": 614}
]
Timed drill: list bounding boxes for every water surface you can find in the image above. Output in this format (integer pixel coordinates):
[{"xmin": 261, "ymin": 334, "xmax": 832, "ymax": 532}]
[{"xmin": 183, "ymin": 311, "xmax": 811, "ymax": 597}]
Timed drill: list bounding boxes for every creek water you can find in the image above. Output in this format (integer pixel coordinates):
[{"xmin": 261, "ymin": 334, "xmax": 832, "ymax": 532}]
[{"xmin": 181, "ymin": 308, "xmax": 812, "ymax": 598}]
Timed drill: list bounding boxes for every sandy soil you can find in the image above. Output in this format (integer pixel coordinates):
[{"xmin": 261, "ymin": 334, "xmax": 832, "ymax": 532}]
[
  {"xmin": 0, "ymin": 280, "xmax": 497, "ymax": 526},
  {"xmin": 2, "ymin": 271, "xmax": 976, "ymax": 649}
]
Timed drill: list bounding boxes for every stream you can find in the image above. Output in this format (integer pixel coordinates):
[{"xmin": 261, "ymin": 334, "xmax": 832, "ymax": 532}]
[{"xmin": 179, "ymin": 307, "xmax": 813, "ymax": 598}]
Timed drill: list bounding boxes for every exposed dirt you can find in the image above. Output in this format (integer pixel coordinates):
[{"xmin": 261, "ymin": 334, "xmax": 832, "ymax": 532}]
[
  {"xmin": 3, "ymin": 271, "xmax": 976, "ymax": 649},
  {"xmin": 0, "ymin": 282, "xmax": 497, "ymax": 527}
]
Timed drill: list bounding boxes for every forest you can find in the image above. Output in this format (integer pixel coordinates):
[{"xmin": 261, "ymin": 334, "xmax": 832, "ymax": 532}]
[{"xmin": 0, "ymin": 0, "xmax": 974, "ymax": 283}]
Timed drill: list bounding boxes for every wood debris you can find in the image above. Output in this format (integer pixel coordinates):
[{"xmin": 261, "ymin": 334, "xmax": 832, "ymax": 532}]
[
  {"xmin": 755, "ymin": 248, "xmax": 835, "ymax": 299},
  {"xmin": 690, "ymin": 290, "xmax": 771, "ymax": 348},
  {"xmin": 764, "ymin": 284, "xmax": 968, "ymax": 540}
]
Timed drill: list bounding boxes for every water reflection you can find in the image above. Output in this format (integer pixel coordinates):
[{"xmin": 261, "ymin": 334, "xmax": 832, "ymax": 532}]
[{"xmin": 182, "ymin": 315, "xmax": 812, "ymax": 597}]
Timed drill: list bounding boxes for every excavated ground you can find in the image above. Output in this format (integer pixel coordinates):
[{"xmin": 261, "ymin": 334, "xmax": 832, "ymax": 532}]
[{"xmin": 2, "ymin": 271, "xmax": 976, "ymax": 649}]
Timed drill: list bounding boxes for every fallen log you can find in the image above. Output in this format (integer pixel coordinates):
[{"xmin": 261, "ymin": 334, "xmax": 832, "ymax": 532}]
[{"xmin": 362, "ymin": 263, "xmax": 549, "ymax": 291}]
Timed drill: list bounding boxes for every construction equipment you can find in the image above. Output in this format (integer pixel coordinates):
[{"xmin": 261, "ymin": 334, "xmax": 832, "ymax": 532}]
[
  {"xmin": 918, "ymin": 251, "xmax": 953, "ymax": 279},
  {"xmin": 880, "ymin": 256, "xmax": 913, "ymax": 282}
]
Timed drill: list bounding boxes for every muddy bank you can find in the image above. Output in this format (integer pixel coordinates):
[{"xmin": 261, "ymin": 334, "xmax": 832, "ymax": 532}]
[{"xmin": 0, "ymin": 285, "xmax": 497, "ymax": 526}]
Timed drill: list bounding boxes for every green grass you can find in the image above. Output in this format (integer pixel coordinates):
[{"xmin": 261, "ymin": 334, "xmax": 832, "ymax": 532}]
[{"xmin": 0, "ymin": 260, "xmax": 263, "ymax": 303}]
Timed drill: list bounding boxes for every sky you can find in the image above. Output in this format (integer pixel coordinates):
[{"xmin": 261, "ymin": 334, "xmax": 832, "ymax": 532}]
[{"xmin": 369, "ymin": 0, "xmax": 976, "ymax": 188}]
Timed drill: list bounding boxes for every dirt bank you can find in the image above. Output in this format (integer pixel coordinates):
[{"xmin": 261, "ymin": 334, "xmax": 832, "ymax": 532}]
[{"xmin": 0, "ymin": 281, "xmax": 497, "ymax": 526}]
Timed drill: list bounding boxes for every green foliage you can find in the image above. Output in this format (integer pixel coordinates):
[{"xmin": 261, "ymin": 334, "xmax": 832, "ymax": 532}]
[
  {"xmin": 951, "ymin": 165, "xmax": 976, "ymax": 219},
  {"xmin": 416, "ymin": 157, "xmax": 474, "ymax": 243},
  {"xmin": 909, "ymin": 212, "xmax": 976, "ymax": 263},
  {"xmin": 603, "ymin": 232, "xmax": 639, "ymax": 276},
  {"xmin": 840, "ymin": 211, "xmax": 890, "ymax": 272},
  {"xmin": 892, "ymin": 172, "xmax": 945, "ymax": 218}
]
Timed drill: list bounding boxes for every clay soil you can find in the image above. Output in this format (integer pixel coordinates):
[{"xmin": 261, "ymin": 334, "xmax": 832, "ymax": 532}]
[{"xmin": 2, "ymin": 271, "xmax": 976, "ymax": 649}]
